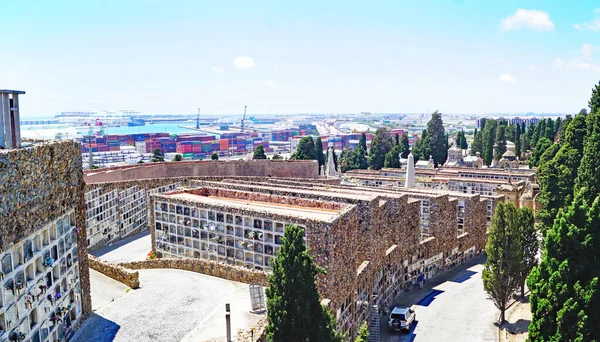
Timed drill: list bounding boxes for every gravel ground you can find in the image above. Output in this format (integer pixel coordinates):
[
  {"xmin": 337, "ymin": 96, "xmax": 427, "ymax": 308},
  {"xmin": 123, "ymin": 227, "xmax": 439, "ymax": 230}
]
[
  {"xmin": 73, "ymin": 269, "xmax": 264, "ymax": 342},
  {"xmin": 92, "ymin": 231, "xmax": 152, "ymax": 263}
]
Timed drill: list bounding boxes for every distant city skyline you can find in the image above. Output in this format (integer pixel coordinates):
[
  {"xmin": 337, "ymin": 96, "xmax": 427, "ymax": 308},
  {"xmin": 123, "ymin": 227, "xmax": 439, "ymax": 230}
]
[{"xmin": 2, "ymin": 1, "xmax": 600, "ymax": 117}]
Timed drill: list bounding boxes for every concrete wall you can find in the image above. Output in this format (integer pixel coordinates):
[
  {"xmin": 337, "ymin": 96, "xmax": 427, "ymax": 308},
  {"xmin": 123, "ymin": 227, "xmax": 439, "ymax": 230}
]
[
  {"xmin": 88, "ymin": 255, "xmax": 140, "ymax": 289},
  {"xmin": 84, "ymin": 159, "xmax": 318, "ymax": 183},
  {"xmin": 120, "ymin": 258, "xmax": 269, "ymax": 286},
  {"xmin": 0, "ymin": 141, "xmax": 92, "ymax": 315}
]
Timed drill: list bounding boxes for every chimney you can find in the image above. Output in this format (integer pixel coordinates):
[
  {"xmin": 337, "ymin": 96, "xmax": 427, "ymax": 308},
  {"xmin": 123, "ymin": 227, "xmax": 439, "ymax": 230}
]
[{"xmin": 0, "ymin": 89, "xmax": 25, "ymax": 149}]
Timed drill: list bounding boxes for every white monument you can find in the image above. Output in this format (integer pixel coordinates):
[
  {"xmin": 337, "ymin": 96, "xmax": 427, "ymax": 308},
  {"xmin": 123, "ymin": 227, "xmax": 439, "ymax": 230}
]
[{"xmin": 405, "ymin": 152, "xmax": 416, "ymax": 187}]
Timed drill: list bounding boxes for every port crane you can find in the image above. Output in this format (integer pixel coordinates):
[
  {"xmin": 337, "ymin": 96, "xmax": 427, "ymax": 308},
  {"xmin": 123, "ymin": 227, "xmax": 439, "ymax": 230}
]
[
  {"xmin": 240, "ymin": 105, "xmax": 247, "ymax": 133},
  {"xmin": 196, "ymin": 108, "xmax": 200, "ymax": 129}
]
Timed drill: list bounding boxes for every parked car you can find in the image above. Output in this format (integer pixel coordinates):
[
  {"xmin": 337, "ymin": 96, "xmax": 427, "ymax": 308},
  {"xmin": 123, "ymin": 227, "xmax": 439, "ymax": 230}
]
[{"xmin": 388, "ymin": 306, "xmax": 416, "ymax": 332}]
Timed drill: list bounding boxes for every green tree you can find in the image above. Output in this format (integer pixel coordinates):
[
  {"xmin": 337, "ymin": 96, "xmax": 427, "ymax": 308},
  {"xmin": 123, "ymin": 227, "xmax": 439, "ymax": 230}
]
[
  {"xmin": 358, "ymin": 132, "xmax": 368, "ymax": 151},
  {"xmin": 536, "ymin": 114, "xmax": 587, "ymax": 229},
  {"xmin": 253, "ymin": 145, "xmax": 267, "ymax": 160},
  {"xmin": 528, "ymin": 137, "xmax": 552, "ymax": 168},
  {"xmin": 315, "ymin": 137, "xmax": 326, "ymax": 172},
  {"xmin": 384, "ymin": 144, "xmax": 403, "ymax": 168},
  {"xmin": 412, "ymin": 129, "xmax": 430, "ymax": 163},
  {"xmin": 137, "ymin": 160, "xmax": 144, "ymax": 164},
  {"xmin": 211, "ymin": 152, "xmax": 218, "ymax": 160},
  {"xmin": 471, "ymin": 128, "xmax": 483, "ymax": 156},
  {"xmin": 271, "ymin": 153, "xmax": 284, "ymax": 160},
  {"xmin": 292, "ymin": 136, "xmax": 317, "ymax": 160},
  {"xmin": 494, "ymin": 125, "xmax": 507, "ymax": 160},
  {"xmin": 516, "ymin": 207, "xmax": 537, "ymax": 298},
  {"xmin": 151, "ymin": 148, "xmax": 164, "ymax": 162},
  {"xmin": 173, "ymin": 154, "xmax": 183, "ymax": 162},
  {"xmin": 482, "ymin": 201, "xmax": 523, "ymax": 323},
  {"xmin": 369, "ymin": 127, "xmax": 393, "ymax": 170},
  {"xmin": 265, "ymin": 225, "xmax": 344, "ymax": 342},
  {"xmin": 537, "ymin": 143, "xmax": 560, "ymax": 169},
  {"xmin": 400, "ymin": 133, "xmax": 410, "ymax": 158},
  {"xmin": 576, "ymin": 109, "xmax": 600, "ymax": 203},
  {"xmin": 483, "ymin": 120, "xmax": 497, "ymax": 166},
  {"xmin": 515, "ymin": 124, "xmax": 522, "ymax": 159},
  {"xmin": 355, "ymin": 322, "xmax": 369, "ymax": 342},
  {"xmin": 527, "ymin": 191, "xmax": 600, "ymax": 341},
  {"xmin": 425, "ymin": 111, "xmax": 446, "ymax": 167},
  {"xmin": 589, "ymin": 80, "xmax": 600, "ymax": 114}
]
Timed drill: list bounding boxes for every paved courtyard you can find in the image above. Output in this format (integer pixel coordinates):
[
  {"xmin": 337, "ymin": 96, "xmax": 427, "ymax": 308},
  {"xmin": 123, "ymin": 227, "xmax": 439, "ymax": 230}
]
[
  {"xmin": 91, "ymin": 230, "xmax": 152, "ymax": 263},
  {"xmin": 73, "ymin": 268, "xmax": 264, "ymax": 342},
  {"xmin": 381, "ymin": 256, "xmax": 497, "ymax": 342}
]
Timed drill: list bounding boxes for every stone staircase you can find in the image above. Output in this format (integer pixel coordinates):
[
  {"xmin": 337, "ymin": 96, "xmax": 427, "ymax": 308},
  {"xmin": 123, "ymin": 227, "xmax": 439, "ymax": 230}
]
[{"xmin": 368, "ymin": 304, "xmax": 380, "ymax": 342}]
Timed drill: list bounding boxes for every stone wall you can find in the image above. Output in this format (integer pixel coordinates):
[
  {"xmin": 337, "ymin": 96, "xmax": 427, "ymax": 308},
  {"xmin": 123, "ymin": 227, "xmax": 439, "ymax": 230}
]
[
  {"xmin": 84, "ymin": 159, "xmax": 319, "ymax": 183},
  {"xmin": 88, "ymin": 255, "xmax": 140, "ymax": 289},
  {"xmin": 120, "ymin": 258, "xmax": 270, "ymax": 286},
  {"xmin": 236, "ymin": 317, "xmax": 267, "ymax": 342},
  {"xmin": 0, "ymin": 141, "xmax": 92, "ymax": 315}
]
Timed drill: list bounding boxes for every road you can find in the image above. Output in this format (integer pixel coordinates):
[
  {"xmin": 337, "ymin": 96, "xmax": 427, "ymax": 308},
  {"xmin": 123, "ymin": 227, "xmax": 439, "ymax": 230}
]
[{"xmin": 380, "ymin": 256, "xmax": 497, "ymax": 342}]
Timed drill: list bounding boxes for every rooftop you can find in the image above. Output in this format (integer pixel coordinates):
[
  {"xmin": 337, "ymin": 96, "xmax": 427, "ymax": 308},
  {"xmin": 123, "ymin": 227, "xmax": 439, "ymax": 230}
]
[
  {"xmin": 163, "ymin": 191, "xmax": 345, "ymax": 221},
  {"xmin": 0, "ymin": 89, "xmax": 26, "ymax": 95}
]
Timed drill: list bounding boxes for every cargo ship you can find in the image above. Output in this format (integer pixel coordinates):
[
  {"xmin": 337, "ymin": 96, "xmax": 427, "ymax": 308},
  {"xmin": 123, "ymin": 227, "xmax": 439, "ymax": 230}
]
[{"xmin": 127, "ymin": 118, "xmax": 146, "ymax": 126}]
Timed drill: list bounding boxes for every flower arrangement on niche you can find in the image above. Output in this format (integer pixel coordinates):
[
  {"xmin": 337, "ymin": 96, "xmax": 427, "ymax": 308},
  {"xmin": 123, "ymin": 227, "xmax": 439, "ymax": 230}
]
[{"xmin": 147, "ymin": 251, "xmax": 157, "ymax": 260}]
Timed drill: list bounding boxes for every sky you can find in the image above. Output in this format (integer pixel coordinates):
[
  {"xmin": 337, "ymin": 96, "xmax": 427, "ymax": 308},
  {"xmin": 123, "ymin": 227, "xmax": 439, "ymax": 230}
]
[{"xmin": 2, "ymin": 1, "xmax": 600, "ymax": 117}]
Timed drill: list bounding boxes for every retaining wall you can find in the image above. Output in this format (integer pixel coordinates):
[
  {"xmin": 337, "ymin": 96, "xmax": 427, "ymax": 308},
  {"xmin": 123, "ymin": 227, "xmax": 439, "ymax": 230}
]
[
  {"xmin": 84, "ymin": 159, "xmax": 318, "ymax": 183},
  {"xmin": 88, "ymin": 255, "xmax": 140, "ymax": 289},
  {"xmin": 120, "ymin": 258, "xmax": 269, "ymax": 286}
]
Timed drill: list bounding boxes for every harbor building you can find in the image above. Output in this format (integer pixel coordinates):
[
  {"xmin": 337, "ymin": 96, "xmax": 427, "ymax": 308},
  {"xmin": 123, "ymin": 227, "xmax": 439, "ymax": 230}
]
[{"xmin": 0, "ymin": 90, "xmax": 91, "ymax": 342}]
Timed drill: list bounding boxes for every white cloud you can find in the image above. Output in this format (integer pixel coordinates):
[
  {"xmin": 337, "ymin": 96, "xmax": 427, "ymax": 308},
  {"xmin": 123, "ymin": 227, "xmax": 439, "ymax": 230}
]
[
  {"xmin": 553, "ymin": 58, "xmax": 565, "ymax": 69},
  {"xmin": 554, "ymin": 57, "xmax": 600, "ymax": 72},
  {"xmin": 499, "ymin": 73, "xmax": 517, "ymax": 83},
  {"xmin": 211, "ymin": 65, "xmax": 225, "ymax": 73},
  {"xmin": 266, "ymin": 81, "xmax": 277, "ymax": 88},
  {"xmin": 500, "ymin": 9, "xmax": 554, "ymax": 32},
  {"xmin": 572, "ymin": 10, "xmax": 600, "ymax": 32},
  {"xmin": 528, "ymin": 65, "xmax": 540, "ymax": 71},
  {"xmin": 233, "ymin": 56, "xmax": 255, "ymax": 69},
  {"xmin": 581, "ymin": 44, "xmax": 596, "ymax": 57}
]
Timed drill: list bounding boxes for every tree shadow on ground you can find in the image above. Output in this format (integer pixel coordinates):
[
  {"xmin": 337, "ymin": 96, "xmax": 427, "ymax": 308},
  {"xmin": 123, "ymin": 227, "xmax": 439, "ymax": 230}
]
[{"xmin": 71, "ymin": 312, "xmax": 120, "ymax": 342}]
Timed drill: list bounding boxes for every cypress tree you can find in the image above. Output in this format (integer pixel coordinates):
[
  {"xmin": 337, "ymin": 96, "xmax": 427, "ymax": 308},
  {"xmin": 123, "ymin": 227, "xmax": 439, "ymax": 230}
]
[
  {"xmin": 515, "ymin": 124, "xmax": 522, "ymax": 159},
  {"xmin": 315, "ymin": 137, "xmax": 325, "ymax": 173},
  {"xmin": 426, "ymin": 111, "xmax": 446, "ymax": 167},
  {"xmin": 358, "ymin": 132, "xmax": 367, "ymax": 151},
  {"xmin": 482, "ymin": 201, "xmax": 523, "ymax": 323},
  {"xmin": 528, "ymin": 137, "xmax": 552, "ymax": 168},
  {"xmin": 537, "ymin": 114, "xmax": 587, "ymax": 229},
  {"xmin": 527, "ymin": 191, "xmax": 600, "ymax": 341},
  {"xmin": 516, "ymin": 207, "xmax": 537, "ymax": 298},
  {"xmin": 494, "ymin": 125, "xmax": 507, "ymax": 160},
  {"xmin": 400, "ymin": 134, "xmax": 410, "ymax": 158},
  {"xmin": 483, "ymin": 120, "xmax": 497, "ymax": 166},
  {"xmin": 589, "ymin": 80, "xmax": 600, "ymax": 114},
  {"xmin": 265, "ymin": 225, "xmax": 343, "ymax": 342},
  {"xmin": 471, "ymin": 128, "xmax": 483, "ymax": 156},
  {"xmin": 576, "ymin": 109, "xmax": 600, "ymax": 203}
]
